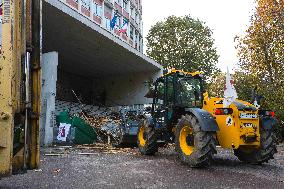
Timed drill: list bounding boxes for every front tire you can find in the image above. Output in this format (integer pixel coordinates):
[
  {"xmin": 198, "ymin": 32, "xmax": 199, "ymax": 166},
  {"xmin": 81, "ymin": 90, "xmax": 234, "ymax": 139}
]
[
  {"xmin": 137, "ymin": 119, "xmax": 158, "ymax": 155},
  {"xmin": 234, "ymin": 128, "xmax": 278, "ymax": 164},
  {"xmin": 175, "ymin": 115, "xmax": 217, "ymax": 167}
]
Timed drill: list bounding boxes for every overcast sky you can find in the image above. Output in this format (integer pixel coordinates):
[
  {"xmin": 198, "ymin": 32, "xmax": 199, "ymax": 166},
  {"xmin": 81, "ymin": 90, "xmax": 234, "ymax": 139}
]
[{"xmin": 142, "ymin": 0, "xmax": 256, "ymax": 72}]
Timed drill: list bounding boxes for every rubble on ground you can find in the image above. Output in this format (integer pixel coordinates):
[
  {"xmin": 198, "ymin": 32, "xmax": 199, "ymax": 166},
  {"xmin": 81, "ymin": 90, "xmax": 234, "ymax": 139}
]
[
  {"xmin": 76, "ymin": 111, "xmax": 123, "ymax": 144},
  {"xmin": 43, "ymin": 143, "xmax": 139, "ymax": 156}
]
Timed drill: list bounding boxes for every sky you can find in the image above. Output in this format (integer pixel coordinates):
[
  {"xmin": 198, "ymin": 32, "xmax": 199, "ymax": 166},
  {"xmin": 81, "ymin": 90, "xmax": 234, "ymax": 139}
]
[{"xmin": 142, "ymin": 0, "xmax": 256, "ymax": 72}]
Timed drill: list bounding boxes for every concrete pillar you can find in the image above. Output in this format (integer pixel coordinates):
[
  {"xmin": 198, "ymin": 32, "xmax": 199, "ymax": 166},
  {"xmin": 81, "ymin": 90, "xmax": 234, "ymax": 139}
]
[{"xmin": 40, "ymin": 52, "xmax": 58, "ymax": 146}]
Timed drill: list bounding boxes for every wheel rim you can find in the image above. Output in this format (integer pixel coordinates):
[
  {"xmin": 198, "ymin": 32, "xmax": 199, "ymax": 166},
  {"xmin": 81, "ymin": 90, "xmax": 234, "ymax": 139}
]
[
  {"xmin": 179, "ymin": 126, "xmax": 194, "ymax": 155},
  {"xmin": 138, "ymin": 124, "xmax": 146, "ymax": 147}
]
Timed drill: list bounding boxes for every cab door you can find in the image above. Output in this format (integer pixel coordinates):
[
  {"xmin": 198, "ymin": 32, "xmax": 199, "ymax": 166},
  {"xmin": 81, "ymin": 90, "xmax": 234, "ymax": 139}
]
[
  {"xmin": 152, "ymin": 78, "xmax": 166, "ymax": 129},
  {"xmin": 164, "ymin": 75, "xmax": 175, "ymax": 127}
]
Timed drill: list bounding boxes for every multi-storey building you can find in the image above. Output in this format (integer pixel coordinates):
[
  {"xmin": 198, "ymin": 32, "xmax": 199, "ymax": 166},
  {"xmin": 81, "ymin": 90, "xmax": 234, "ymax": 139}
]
[
  {"xmin": 62, "ymin": 0, "xmax": 144, "ymax": 52},
  {"xmin": 37, "ymin": 0, "xmax": 162, "ymax": 145}
]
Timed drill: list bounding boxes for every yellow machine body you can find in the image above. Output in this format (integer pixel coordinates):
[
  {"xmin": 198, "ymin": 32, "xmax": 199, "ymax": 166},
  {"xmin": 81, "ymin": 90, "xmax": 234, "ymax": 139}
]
[
  {"xmin": 164, "ymin": 69, "xmax": 262, "ymax": 150},
  {"xmin": 0, "ymin": 0, "xmax": 41, "ymax": 177},
  {"xmin": 138, "ymin": 68, "xmax": 276, "ymax": 166},
  {"xmin": 203, "ymin": 97, "xmax": 260, "ymax": 149}
]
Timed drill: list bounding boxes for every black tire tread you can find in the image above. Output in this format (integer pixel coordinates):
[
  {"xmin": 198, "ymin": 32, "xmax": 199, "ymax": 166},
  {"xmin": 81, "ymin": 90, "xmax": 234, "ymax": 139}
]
[
  {"xmin": 175, "ymin": 115, "xmax": 217, "ymax": 167},
  {"xmin": 234, "ymin": 128, "xmax": 278, "ymax": 164},
  {"xmin": 137, "ymin": 119, "xmax": 158, "ymax": 155}
]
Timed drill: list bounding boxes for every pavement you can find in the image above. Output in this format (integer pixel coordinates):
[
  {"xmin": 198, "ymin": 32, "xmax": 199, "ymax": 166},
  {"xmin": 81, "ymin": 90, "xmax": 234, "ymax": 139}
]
[{"xmin": 1, "ymin": 144, "xmax": 284, "ymax": 189}]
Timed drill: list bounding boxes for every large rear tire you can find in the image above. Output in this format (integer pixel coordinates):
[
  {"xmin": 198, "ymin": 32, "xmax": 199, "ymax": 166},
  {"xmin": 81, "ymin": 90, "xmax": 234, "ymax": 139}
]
[
  {"xmin": 175, "ymin": 115, "xmax": 217, "ymax": 167},
  {"xmin": 137, "ymin": 119, "xmax": 158, "ymax": 155},
  {"xmin": 234, "ymin": 128, "xmax": 278, "ymax": 164}
]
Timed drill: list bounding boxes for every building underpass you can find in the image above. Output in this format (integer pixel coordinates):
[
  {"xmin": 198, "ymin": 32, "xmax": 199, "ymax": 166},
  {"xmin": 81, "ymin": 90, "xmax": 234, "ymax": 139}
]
[{"xmin": 41, "ymin": 0, "xmax": 163, "ymax": 146}]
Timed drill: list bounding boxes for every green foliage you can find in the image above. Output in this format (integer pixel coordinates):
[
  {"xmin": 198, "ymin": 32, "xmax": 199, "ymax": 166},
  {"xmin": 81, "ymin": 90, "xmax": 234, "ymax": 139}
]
[
  {"xmin": 207, "ymin": 71, "xmax": 255, "ymax": 102},
  {"xmin": 236, "ymin": 0, "xmax": 284, "ymax": 120},
  {"xmin": 207, "ymin": 72, "xmax": 225, "ymax": 97},
  {"xmin": 233, "ymin": 72, "xmax": 256, "ymax": 102},
  {"xmin": 146, "ymin": 15, "xmax": 219, "ymax": 79}
]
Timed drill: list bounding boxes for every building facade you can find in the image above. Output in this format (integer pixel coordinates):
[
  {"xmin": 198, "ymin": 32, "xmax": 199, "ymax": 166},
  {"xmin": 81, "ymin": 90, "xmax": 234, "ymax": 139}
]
[
  {"xmin": 40, "ymin": 0, "xmax": 162, "ymax": 146},
  {"xmin": 61, "ymin": 0, "xmax": 144, "ymax": 52}
]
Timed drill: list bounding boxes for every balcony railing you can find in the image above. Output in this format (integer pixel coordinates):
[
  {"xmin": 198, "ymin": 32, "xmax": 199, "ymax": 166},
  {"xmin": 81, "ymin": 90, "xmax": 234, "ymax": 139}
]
[{"xmin": 57, "ymin": 0, "xmax": 142, "ymax": 51}]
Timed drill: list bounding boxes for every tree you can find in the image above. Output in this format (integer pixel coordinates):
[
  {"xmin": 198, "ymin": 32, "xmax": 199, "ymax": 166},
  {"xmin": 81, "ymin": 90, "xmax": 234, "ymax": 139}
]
[
  {"xmin": 233, "ymin": 71, "xmax": 256, "ymax": 102},
  {"xmin": 236, "ymin": 0, "xmax": 284, "ymax": 120},
  {"xmin": 146, "ymin": 15, "xmax": 219, "ymax": 79},
  {"xmin": 207, "ymin": 71, "xmax": 255, "ymax": 102},
  {"xmin": 207, "ymin": 72, "xmax": 225, "ymax": 97}
]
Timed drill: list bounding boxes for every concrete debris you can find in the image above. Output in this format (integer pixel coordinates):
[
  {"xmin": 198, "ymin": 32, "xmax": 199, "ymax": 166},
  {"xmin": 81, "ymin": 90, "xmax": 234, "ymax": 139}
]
[
  {"xmin": 77, "ymin": 111, "xmax": 123, "ymax": 144},
  {"xmin": 75, "ymin": 143, "xmax": 139, "ymax": 155},
  {"xmin": 75, "ymin": 107, "xmax": 145, "ymax": 145},
  {"xmin": 68, "ymin": 89, "xmax": 147, "ymax": 145},
  {"xmin": 53, "ymin": 169, "xmax": 61, "ymax": 173}
]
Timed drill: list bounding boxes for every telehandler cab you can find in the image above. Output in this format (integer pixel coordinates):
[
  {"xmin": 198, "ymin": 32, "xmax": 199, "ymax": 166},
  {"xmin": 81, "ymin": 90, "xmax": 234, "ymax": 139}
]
[{"xmin": 137, "ymin": 70, "xmax": 277, "ymax": 167}]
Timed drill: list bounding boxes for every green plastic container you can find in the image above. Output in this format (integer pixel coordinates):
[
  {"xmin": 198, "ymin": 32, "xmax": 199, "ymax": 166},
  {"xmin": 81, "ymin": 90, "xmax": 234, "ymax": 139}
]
[
  {"xmin": 56, "ymin": 111, "xmax": 72, "ymax": 124},
  {"xmin": 56, "ymin": 111, "xmax": 96, "ymax": 144},
  {"xmin": 71, "ymin": 116, "xmax": 97, "ymax": 144}
]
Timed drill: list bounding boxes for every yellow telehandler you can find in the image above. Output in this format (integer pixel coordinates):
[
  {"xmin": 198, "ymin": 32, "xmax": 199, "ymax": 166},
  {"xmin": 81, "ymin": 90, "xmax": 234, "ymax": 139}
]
[
  {"xmin": 0, "ymin": 0, "xmax": 41, "ymax": 177},
  {"xmin": 137, "ymin": 70, "xmax": 277, "ymax": 167}
]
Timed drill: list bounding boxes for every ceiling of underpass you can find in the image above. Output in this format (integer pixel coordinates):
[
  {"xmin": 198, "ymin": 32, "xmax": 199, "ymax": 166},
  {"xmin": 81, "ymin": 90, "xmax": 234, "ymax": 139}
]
[{"xmin": 42, "ymin": 1, "xmax": 162, "ymax": 77}]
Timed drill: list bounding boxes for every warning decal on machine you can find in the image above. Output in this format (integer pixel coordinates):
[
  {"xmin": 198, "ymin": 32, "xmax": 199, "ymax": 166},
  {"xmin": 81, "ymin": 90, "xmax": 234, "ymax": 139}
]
[{"xmin": 226, "ymin": 116, "xmax": 233, "ymax": 126}]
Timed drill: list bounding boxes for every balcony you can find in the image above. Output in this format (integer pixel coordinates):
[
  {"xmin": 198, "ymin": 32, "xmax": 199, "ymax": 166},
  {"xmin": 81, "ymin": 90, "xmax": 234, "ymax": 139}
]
[
  {"xmin": 56, "ymin": 0, "xmax": 143, "ymax": 49},
  {"xmin": 43, "ymin": 0, "xmax": 162, "ymax": 76}
]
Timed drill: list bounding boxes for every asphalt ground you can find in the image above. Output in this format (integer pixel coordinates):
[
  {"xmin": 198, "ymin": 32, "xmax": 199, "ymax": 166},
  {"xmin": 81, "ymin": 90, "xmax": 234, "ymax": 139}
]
[{"xmin": 1, "ymin": 144, "xmax": 284, "ymax": 189}]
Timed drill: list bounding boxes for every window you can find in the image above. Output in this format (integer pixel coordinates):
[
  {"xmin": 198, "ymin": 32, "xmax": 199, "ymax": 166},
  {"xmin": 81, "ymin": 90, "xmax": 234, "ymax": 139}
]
[
  {"xmin": 105, "ymin": 17, "xmax": 111, "ymax": 31},
  {"xmin": 130, "ymin": 6, "xmax": 134, "ymax": 18},
  {"xmin": 166, "ymin": 76, "xmax": 174, "ymax": 104},
  {"xmin": 135, "ymin": 12, "xmax": 138, "ymax": 23},
  {"xmin": 140, "ymin": 21, "xmax": 143, "ymax": 32},
  {"xmin": 138, "ymin": 35, "xmax": 140, "ymax": 51},
  {"xmin": 134, "ymin": 30, "xmax": 138, "ymax": 48},
  {"xmin": 135, "ymin": 30, "xmax": 139, "ymax": 45},
  {"xmin": 93, "ymin": 3, "xmax": 102, "ymax": 17},
  {"xmin": 104, "ymin": 5, "xmax": 112, "ymax": 17},
  {"xmin": 81, "ymin": 0, "xmax": 91, "ymax": 10},
  {"xmin": 130, "ymin": 25, "xmax": 134, "ymax": 40},
  {"xmin": 135, "ymin": 30, "xmax": 138, "ymax": 40},
  {"xmin": 176, "ymin": 77, "xmax": 202, "ymax": 107},
  {"xmin": 140, "ymin": 37, "xmax": 143, "ymax": 51},
  {"xmin": 133, "ymin": 30, "xmax": 136, "ymax": 43},
  {"xmin": 123, "ymin": 0, "xmax": 128, "ymax": 11},
  {"xmin": 137, "ymin": 16, "xmax": 140, "ymax": 27},
  {"xmin": 155, "ymin": 80, "xmax": 165, "ymax": 104}
]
